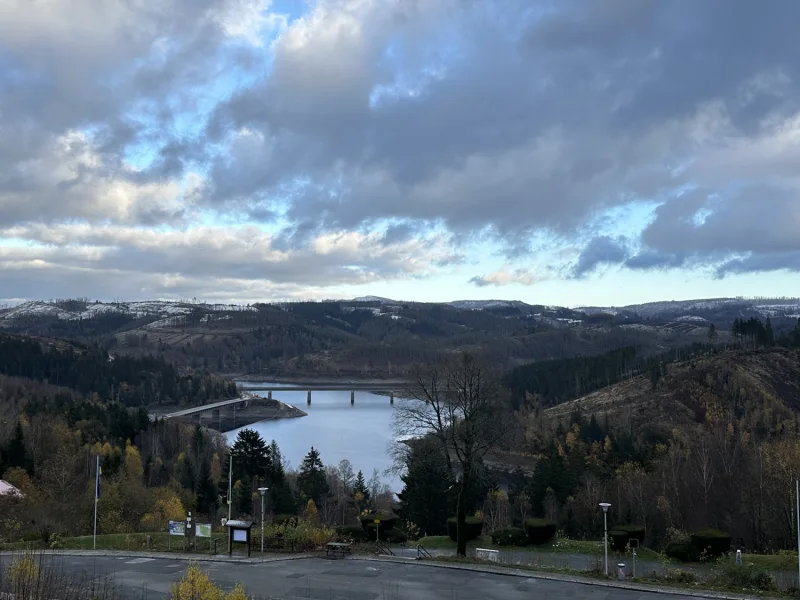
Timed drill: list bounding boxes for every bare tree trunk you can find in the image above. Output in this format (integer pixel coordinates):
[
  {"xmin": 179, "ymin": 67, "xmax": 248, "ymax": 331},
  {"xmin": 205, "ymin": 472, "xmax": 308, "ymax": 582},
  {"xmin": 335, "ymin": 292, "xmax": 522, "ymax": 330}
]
[{"xmin": 456, "ymin": 464, "xmax": 471, "ymax": 557}]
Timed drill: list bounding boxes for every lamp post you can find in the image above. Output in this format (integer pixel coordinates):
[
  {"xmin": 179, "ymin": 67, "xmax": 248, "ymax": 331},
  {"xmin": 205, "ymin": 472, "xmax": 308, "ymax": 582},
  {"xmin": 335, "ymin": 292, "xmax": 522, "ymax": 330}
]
[
  {"xmin": 258, "ymin": 487, "xmax": 268, "ymax": 553},
  {"xmin": 599, "ymin": 502, "xmax": 611, "ymax": 576}
]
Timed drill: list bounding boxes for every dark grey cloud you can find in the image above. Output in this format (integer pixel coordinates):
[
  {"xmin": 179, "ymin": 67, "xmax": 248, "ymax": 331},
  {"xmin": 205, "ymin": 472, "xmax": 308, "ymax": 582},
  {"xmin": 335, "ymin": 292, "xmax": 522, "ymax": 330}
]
[
  {"xmin": 197, "ymin": 0, "xmax": 800, "ymax": 277},
  {"xmin": 572, "ymin": 236, "xmax": 629, "ymax": 278}
]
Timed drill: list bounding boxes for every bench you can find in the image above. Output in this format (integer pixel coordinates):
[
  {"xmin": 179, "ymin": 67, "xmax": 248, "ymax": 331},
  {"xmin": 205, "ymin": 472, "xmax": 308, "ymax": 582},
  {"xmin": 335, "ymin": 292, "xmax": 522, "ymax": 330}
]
[{"xmin": 326, "ymin": 542, "xmax": 352, "ymax": 558}]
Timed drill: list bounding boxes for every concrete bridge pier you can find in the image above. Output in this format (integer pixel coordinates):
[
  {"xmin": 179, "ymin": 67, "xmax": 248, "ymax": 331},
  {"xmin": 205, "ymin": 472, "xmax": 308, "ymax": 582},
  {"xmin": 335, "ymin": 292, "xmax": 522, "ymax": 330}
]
[
  {"xmin": 193, "ymin": 413, "xmax": 201, "ymax": 424},
  {"xmin": 350, "ymin": 390, "xmax": 355, "ymax": 405},
  {"xmin": 390, "ymin": 392, "xmax": 394, "ymax": 405},
  {"xmin": 307, "ymin": 391, "xmax": 311, "ymax": 405},
  {"xmin": 267, "ymin": 390, "xmax": 272, "ymax": 400}
]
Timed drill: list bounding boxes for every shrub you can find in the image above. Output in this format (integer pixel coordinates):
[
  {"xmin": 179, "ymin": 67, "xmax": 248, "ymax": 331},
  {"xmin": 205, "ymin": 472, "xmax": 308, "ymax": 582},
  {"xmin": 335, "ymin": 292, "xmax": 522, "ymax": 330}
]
[
  {"xmin": 524, "ymin": 518, "xmax": 556, "ymax": 545},
  {"xmin": 383, "ymin": 530, "xmax": 408, "ymax": 544},
  {"xmin": 713, "ymin": 563, "xmax": 775, "ymax": 592},
  {"xmin": 609, "ymin": 525, "xmax": 645, "ymax": 552},
  {"xmin": 334, "ymin": 525, "xmax": 365, "ymax": 543},
  {"xmin": 665, "ymin": 541, "xmax": 700, "ymax": 563},
  {"xmin": 272, "ymin": 514, "xmax": 298, "ymax": 527},
  {"xmin": 490, "ymin": 527, "xmax": 528, "ymax": 547},
  {"xmin": 359, "ymin": 513, "xmax": 397, "ymax": 532},
  {"xmin": 446, "ymin": 517, "xmax": 484, "ymax": 542},
  {"xmin": 690, "ymin": 528, "xmax": 731, "ymax": 558}
]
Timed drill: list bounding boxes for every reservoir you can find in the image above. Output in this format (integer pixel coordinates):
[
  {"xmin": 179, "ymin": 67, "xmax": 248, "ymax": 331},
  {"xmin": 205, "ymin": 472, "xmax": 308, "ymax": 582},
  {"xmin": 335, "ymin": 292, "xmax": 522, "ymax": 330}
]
[{"xmin": 226, "ymin": 383, "xmax": 401, "ymax": 493}]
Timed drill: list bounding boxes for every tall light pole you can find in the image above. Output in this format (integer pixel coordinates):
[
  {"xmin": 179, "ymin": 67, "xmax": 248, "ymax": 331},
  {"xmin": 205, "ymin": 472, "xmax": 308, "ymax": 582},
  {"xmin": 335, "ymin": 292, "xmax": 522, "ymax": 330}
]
[
  {"xmin": 599, "ymin": 502, "xmax": 611, "ymax": 576},
  {"xmin": 258, "ymin": 487, "xmax": 268, "ymax": 553}
]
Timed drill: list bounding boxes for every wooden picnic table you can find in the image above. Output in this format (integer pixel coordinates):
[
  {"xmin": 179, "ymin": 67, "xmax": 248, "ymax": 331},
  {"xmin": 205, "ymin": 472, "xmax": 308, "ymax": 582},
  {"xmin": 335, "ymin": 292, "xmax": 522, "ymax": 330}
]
[{"xmin": 325, "ymin": 541, "xmax": 352, "ymax": 558}]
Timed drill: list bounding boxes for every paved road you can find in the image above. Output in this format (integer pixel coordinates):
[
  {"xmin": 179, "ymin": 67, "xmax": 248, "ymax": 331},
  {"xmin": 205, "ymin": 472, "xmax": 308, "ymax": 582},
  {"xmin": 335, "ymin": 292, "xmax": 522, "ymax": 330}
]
[{"xmin": 29, "ymin": 555, "xmax": 709, "ymax": 599}]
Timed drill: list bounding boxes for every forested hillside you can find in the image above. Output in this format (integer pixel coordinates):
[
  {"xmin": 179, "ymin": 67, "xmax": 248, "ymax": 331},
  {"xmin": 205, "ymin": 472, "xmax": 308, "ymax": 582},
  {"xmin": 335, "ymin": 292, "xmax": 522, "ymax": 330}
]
[
  {"xmin": 0, "ymin": 333, "xmax": 237, "ymax": 406},
  {"xmin": 502, "ymin": 342, "xmax": 800, "ymax": 552},
  {"xmin": 2, "ymin": 300, "xmax": 715, "ymax": 378}
]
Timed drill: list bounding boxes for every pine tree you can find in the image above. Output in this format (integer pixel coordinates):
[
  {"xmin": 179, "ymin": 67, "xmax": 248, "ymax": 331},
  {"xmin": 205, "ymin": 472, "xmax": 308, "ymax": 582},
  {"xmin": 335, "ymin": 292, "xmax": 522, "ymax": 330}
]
[
  {"xmin": 353, "ymin": 470, "xmax": 370, "ymax": 505},
  {"xmin": 195, "ymin": 458, "xmax": 218, "ymax": 515},
  {"xmin": 230, "ymin": 429, "xmax": 269, "ymax": 482},
  {"xmin": 396, "ymin": 440, "xmax": 453, "ymax": 537},
  {"xmin": 297, "ymin": 447, "xmax": 329, "ymax": 506},
  {"xmin": 4, "ymin": 421, "xmax": 26, "ymax": 471},
  {"xmin": 707, "ymin": 323, "xmax": 717, "ymax": 342},
  {"xmin": 765, "ymin": 318, "xmax": 775, "ymax": 347}
]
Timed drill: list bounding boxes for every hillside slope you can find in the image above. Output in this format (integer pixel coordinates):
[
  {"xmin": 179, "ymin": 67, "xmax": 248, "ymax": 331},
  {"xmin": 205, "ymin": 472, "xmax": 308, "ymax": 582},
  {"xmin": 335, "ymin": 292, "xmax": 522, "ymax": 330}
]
[{"xmin": 545, "ymin": 348, "xmax": 800, "ymax": 433}]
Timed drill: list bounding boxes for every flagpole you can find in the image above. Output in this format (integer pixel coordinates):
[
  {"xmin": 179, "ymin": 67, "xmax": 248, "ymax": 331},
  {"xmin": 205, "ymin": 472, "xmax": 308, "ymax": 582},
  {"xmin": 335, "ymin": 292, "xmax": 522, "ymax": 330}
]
[{"xmin": 93, "ymin": 455, "xmax": 100, "ymax": 550}]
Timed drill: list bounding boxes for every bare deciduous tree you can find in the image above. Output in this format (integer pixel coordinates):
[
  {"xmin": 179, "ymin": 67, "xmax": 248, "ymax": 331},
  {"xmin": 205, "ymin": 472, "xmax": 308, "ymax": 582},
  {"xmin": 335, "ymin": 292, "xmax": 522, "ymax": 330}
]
[{"xmin": 394, "ymin": 352, "xmax": 508, "ymax": 556}]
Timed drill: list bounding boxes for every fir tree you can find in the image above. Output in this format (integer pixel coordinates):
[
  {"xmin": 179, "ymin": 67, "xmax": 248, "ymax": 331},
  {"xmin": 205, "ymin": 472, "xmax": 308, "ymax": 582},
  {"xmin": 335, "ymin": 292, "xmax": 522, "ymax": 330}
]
[
  {"xmin": 195, "ymin": 458, "xmax": 218, "ymax": 515},
  {"xmin": 297, "ymin": 447, "xmax": 329, "ymax": 506}
]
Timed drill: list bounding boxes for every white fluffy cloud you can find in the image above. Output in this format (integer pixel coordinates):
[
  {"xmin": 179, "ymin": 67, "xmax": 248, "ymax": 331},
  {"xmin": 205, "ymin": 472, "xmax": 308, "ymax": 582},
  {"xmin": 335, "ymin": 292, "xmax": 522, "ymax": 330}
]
[{"xmin": 2, "ymin": 0, "xmax": 800, "ymax": 301}]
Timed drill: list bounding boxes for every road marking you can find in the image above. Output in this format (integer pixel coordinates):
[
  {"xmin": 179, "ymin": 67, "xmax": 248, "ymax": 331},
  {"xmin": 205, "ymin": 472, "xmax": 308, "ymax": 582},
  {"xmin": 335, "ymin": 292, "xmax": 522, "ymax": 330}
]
[{"xmin": 125, "ymin": 558, "xmax": 155, "ymax": 564}]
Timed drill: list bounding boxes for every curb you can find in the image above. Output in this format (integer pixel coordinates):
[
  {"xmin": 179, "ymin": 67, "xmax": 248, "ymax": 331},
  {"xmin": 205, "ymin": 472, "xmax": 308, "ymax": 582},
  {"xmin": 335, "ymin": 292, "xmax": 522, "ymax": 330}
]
[
  {"xmin": 0, "ymin": 550, "xmax": 313, "ymax": 565},
  {"xmin": 355, "ymin": 556, "xmax": 768, "ymax": 600}
]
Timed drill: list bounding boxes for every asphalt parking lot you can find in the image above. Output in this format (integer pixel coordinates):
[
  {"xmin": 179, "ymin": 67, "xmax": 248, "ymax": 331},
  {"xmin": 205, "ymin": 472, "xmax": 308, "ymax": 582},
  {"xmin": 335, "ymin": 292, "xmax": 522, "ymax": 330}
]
[{"xmin": 10, "ymin": 554, "xmax": 707, "ymax": 600}]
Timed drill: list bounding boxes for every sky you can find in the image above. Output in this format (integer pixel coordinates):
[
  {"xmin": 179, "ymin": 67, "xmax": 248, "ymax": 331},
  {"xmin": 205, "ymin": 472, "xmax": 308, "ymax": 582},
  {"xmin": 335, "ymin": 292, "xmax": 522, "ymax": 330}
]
[{"xmin": 1, "ymin": 0, "xmax": 800, "ymax": 307}]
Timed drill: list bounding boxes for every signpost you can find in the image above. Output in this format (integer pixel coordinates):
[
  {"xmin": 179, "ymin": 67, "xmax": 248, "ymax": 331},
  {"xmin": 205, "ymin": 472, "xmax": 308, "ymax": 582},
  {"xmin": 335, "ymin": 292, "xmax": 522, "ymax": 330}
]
[{"xmin": 374, "ymin": 519, "xmax": 380, "ymax": 543}]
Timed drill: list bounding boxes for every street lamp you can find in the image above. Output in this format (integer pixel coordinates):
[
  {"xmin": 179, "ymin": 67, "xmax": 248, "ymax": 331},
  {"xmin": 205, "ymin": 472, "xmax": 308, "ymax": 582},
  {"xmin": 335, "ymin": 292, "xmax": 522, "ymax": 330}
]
[
  {"xmin": 258, "ymin": 487, "xmax": 268, "ymax": 553},
  {"xmin": 599, "ymin": 502, "xmax": 611, "ymax": 576}
]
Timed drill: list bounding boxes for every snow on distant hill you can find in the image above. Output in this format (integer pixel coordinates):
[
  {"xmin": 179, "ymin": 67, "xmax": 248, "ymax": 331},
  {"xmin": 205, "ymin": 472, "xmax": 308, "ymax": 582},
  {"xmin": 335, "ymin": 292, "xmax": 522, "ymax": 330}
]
[
  {"xmin": 448, "ymin": 299, "xmax": 530, "ymax": 310},
  {"xmin": 351, "ymin": 296, "xmax": 396, "ymax": 303},
  {"xmin": 0, "ymin": 300, "xmax": 254, "ymax": 322}
]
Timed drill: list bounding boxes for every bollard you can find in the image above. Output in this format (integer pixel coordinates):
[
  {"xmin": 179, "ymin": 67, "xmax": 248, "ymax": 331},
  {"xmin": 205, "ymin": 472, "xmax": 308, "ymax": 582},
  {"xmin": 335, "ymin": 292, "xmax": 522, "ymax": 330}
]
[
  {"xmin": 736, "ymin": 549, "xmax": 742, "ymax": 565},
  {"xmin": 617, "ymin": 563, "xmax": 626, "ymax": 581}
]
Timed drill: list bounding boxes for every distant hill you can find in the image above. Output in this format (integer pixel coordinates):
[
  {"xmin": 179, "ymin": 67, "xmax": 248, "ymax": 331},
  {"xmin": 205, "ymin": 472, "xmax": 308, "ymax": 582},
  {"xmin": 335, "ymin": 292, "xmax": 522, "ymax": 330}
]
[
  {"xmin": 2, "ymin": 296, "xmax": 798, "ymax": 378},
  {"xmin": 545, "ymin": 347, "xmax": 800, "ymax": 433}
]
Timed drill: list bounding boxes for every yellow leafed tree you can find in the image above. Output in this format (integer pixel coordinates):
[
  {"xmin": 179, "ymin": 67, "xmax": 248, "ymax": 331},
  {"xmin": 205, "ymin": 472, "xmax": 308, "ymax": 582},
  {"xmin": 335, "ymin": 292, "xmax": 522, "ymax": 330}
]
[
  {"xmin": 171, "ymin": 565, "xmax": 249, "ymax": 600},
  {"xmin": 125, "ymin": 442, "xmax": 144, "ymax": 479}
]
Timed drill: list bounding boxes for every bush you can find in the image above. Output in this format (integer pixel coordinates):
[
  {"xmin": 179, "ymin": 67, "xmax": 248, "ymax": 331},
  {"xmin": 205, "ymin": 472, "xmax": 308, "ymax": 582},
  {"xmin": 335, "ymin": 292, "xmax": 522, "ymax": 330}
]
[
  {"xmin": 609, "ymin": 525, "xmax": 645, "ymax": 552},
  {"xmin": 524, "ymin": 519, "xmax": 556, "ymax": 545},
  {"xmin": 383, "ymin": 530, "xmax": 408, "ymax": 544},
  {"xmin": 490, "ymin": 527, "xmax": 528, "ymax": 547},
  {"xmin": 714, "ymin": 563, "xmax": 775, "ymax": 592},
  {"xmin": 690, "ymin": 528, "xmax": 731, "ymax": 558},
  {"xmin": 665, "ymin": 541, "xmax": 700, "ymax": 563},
  {"xmin": 334, "ymin": 525, "xmax": 365, "ymax": 543},
  {"xmin": 273, "ymin": 514, "xmax": 298, "ymax": 527},
  {"xmin": 446, "ymin": 517, "xmax": 484, "ymax": 542},
  {"xmin": 359, "ymin": 513, "xmax": 397, "ymax": 532}
]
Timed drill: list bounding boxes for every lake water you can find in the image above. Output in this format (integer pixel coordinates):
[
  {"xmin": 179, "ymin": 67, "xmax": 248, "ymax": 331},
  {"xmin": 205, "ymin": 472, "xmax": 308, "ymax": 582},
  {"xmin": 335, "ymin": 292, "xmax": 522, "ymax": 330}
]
[{"xmin": 226, "ymin": 383, "xmax": 401, "ymax": 492}]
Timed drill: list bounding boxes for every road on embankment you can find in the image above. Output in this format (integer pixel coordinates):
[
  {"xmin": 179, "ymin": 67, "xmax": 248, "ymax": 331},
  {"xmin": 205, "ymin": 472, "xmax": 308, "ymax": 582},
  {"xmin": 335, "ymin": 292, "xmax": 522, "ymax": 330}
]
[{"xmin": 28, "ymin": 554, "xmax": 710, "ymax": 599}]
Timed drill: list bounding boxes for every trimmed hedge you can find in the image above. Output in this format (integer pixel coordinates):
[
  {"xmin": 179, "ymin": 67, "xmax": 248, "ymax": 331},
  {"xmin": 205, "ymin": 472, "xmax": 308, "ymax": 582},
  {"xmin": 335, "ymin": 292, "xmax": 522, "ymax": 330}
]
[
  {"xmin": 490, "ymin": 527, "xmax": 528, "ymax": 547},
  {"xmin": 359, "ymin": 513, "xmax": 397, "ymax": 532},
  {"xmin": 691, "ymin": 529, "xmax": 731, "ymax": 558},
  {"xmin": 665, "ymin": 541, "xmax": 700, "ymax": 563},
  {"xmin": 446, "ymin": 517, "xmax": 484, "ymax": 542},
  {"xmin": 524, "ymin": 519, "xmax": 556, "ymax": 545},
  {"xmin": 334, "ymin": 525, "xmax": 366, "ymax": 542},
  {"xmin": 609, "ymin": 525, "xmax": 645, "ymax": 552}
]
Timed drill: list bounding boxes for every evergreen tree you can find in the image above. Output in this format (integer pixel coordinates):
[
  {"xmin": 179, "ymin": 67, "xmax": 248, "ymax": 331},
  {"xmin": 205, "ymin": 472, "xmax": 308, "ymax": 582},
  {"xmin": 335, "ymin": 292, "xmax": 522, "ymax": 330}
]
[
  {"xmin": 353, "ymin": 470, "xmax": 371, "ymax": 511},
  {"xmin": 397, "ymin": 439, "xmax": 453, "ymax": 536},
  {"xmin": 707, "ymin": 323, "xmax": 717, "ymax": 342},
  {"xmin": 297, "ymin": 447, "xmax": 329, "ymax": 506},
  {"xmin": 265, "ymin": 440, "xmax": 296, "ymax": 514},
  {"xmin": 195, "ymin": 458, "xmax": 218, "ymax": 515},
  {"xmin": 230, "ymin": 429, "xmax": 269, "ymax": 482},
  {"xmin": 4, "ymin": 421, "xmax": 27, "ymax": 471},
  {"xmin": 765, "ymin": 318, "xmax": 775, "ymax": 346}
]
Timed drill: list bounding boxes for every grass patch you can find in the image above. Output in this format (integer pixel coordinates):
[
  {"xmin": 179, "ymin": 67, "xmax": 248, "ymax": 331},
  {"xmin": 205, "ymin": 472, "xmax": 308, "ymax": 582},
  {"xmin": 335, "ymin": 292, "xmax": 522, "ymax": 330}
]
[
  {"xmin": 416, "ymin": 535, "xmax": 661, "ymax": 561},
  {"xmin": 1, "ymin": 533, "xmax": 228, "ymax": 554}
]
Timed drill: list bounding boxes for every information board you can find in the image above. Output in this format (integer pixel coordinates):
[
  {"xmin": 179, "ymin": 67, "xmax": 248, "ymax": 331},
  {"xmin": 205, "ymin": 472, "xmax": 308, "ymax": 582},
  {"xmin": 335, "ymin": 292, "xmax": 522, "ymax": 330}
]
[
  {"xmin": 168, "ymin": 521, "xmax": 185, "ymax": 536},
  {"xmin": 232, "ymin": 529, "xmax": 247, "ymax": 542},
  {"xmin": 196, "ymin": 523, "xmax": 212, "ymax": 538}
]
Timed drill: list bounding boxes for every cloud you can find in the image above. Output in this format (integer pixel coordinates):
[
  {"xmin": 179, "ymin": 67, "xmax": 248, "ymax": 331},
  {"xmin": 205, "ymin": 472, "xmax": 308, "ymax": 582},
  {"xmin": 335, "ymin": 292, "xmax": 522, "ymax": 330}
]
[
  {"xmin": 4, "ymin": 0, "xmax": 800, "ymax": 301},
  {"xmin": 572, "ymin": 236, "xmax": 629, "ymax": 278},
  {"xmin": 469, "ymin": 264, "xmax": 545, "ymax": 288}
]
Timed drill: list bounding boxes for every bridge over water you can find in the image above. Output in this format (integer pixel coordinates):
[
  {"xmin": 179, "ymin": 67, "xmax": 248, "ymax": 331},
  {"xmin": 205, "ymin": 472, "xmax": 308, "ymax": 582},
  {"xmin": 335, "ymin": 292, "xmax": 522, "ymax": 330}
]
[{"xmin": 163, "ymin": 382, "xmax": 412, "ymax": 422}]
